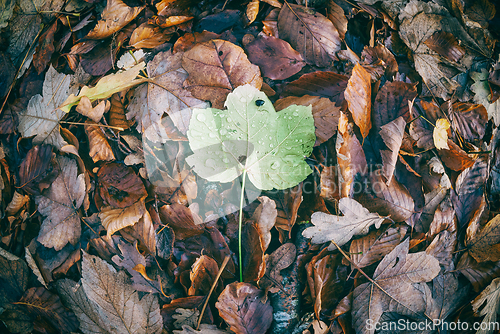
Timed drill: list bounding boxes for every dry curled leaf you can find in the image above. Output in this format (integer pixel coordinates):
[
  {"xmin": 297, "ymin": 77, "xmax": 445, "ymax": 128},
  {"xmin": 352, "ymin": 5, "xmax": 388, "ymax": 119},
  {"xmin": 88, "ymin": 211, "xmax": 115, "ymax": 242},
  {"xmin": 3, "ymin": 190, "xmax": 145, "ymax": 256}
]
[{"xmin": 85, "ymin": 121, "xmax": 115, "ymax": 163}]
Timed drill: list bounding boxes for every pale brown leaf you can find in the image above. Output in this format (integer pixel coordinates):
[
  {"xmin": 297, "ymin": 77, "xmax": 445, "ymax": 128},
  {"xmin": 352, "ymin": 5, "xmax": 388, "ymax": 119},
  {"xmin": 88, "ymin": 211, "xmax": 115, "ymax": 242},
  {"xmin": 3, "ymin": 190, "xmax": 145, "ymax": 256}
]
[
  {"xmin": 85, "ymin": 120, "xmax": 115, "ymax": 163},
  {"xmin": 99, "ymin": 199, "xmax": 146, "ymax": 237}
]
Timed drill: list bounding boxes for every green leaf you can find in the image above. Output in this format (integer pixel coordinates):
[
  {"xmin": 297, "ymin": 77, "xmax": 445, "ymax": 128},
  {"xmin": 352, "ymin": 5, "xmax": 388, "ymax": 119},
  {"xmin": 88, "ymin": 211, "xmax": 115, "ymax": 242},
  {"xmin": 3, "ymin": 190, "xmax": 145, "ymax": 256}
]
[{"xmin": 186, "ymin": 84, "xmax": 315, "ymax": 190}]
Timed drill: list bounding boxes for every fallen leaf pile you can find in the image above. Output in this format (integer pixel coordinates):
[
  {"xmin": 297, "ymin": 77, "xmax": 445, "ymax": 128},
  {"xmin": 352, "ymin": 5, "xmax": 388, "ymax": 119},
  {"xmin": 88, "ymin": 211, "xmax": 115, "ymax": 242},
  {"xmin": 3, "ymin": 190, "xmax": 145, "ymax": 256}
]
[{"xmin": 1, "ymin": 0, "xmax": 500, "ymax": 333}]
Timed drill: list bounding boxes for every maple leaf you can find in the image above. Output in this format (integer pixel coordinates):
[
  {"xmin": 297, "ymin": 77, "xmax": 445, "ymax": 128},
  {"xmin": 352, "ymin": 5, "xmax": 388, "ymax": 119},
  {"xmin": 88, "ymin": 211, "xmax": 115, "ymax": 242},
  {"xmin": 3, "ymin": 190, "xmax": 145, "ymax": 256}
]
[
  {"xmin": 303, "ymin": 198, "xmax": 386, "ymax": 250},
  {"xmin": 18, "ymin": 66, "xmax": 76, "ymax": 149},
  {"xmin": 352, "ymin": 239, "xmax": 441, "ymax": 334},
  {"xmin": 186, "ymin": 84, "xmax": 315, "ymax": 190},
  {"xmin": 36, "ymin": 156, "xmax": 86, "ymax": 251}
]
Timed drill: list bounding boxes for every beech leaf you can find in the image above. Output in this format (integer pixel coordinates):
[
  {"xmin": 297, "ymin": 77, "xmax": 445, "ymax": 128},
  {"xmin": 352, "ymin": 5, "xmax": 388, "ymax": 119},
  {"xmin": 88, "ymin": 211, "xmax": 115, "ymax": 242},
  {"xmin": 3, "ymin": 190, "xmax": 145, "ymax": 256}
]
[
  {"xmin": 345, "ymin": 63, "xmax": 372, "ymax": 139},
  {"xmin": 302, "ymin": 198, "xmax": 386, "ymax": 250},
  {"xmin": 433, "ymin": 118, "xmax": 450, "ymax": 150},
  {"xmin": 99, "ymin": 199, "xmax": 146, "ymax": 237},
  {"xmin": 86, "ymin": 0, "xmax": 144, "ymax": 39},
  {"xmin": 186, "ymin": 84, "xmax": 315, "ymax": 190}
]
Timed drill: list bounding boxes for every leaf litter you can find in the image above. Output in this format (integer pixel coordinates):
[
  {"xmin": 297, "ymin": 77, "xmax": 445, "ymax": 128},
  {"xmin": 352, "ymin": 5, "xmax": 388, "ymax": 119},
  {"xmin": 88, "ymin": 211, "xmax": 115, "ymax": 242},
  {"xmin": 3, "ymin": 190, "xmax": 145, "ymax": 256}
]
[{"xmin": 1, "ymin": 0, "xmax": 500, "ymax": 333}]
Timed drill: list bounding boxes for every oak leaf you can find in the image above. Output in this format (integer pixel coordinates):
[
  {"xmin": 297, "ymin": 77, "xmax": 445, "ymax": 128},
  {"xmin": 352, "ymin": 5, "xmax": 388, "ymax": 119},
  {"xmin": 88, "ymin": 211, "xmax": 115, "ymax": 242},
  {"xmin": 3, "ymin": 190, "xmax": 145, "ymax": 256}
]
[{"xmin": 303, "ymin": 198, "xmax": 386, "ymax": 250}]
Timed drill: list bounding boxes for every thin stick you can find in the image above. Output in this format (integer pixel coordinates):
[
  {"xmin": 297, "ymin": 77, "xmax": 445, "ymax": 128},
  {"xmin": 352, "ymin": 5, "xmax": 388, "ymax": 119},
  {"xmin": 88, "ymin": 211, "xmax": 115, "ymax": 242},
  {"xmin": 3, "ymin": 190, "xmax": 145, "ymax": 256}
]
[
  {"xmin": 60, "ymin": 120, "xmax": 124, "ymax": 131},
  {"xmin": 196, "ymin": 255, "xmax": 230, "ymax": 330},
  {"xmin": 238, "ymin": 169, "xmax": 248, "ymax": 282}
]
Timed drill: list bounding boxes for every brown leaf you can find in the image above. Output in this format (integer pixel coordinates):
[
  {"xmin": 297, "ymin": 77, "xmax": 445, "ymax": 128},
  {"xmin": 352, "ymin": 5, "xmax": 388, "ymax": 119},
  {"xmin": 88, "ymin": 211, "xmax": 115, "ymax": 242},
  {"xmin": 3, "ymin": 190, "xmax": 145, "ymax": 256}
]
[
  {"xmin": 319, "ymin": 165, "xmax": 340, "ymax": 204},
  {"xmin": 109, "ymin": 92, "xmax": 133, "ymax": 130},
  {"xmin": 242, "ymin": 223, "xmax": 266, "ymax": 283},
  {"xmin": 337, "ymin": 112, "xmax": 367, "ymax": 198},
  {"xmin": 152, "ymin": 15, "xmax": 194, "ymax": 28},
  {"xmin": 355, "ymin": 170, "xmax": 414, "ymax": 223},
  {"xmin": 17, "ymin": 287, "xmax": 78, "ymax": 333},
  {"xmin": 424, "ymin": 31, "xmax": 466, "ymax": 63},
  {"xmin": 251, "ymin": 196, "xmax": 277, "ymax": 252},
  {"xmin": 274, "ymin": 95, "xmax": 341, "ymax": 146},
  {"xmin": 97, "ymin": 162, "xmax": 147, "ymax": 208},
  {"xmin": 373, "ymin": 81, "xmax": 418, "ymax": 131},
  {"xmin": 19, "ymin": 145, "xmax": 58, "ymax": 195},
  {"xmin": 85, "ymin": 121, "xmax": 116, "ymax": 163},
  {"xmin": 188, "ymin": 255, "xmax": 219, "ymax": 296},
  {"xmin": 379, "ymin": 116, "xmax": 406, "ymax": 183},
  {"xmin": 278, "ymin": 3, "xmax": 341, "ymax": 67},
  {"xmin": 120, "ymin": 209, "xmax": 157, "ymax": 255},
  {"xmin": 173, "ymin": 31, "xmax": 221, "ymax": 53},
  {"xmin": 327, "ymin": 0, "xmax": 347, "ymax": 40},
  {"xmin": 245, "ymin": 35, "xmax": 305, "ymax": 80},
  {"xmin": 6, "ymin": 191, "xmax": 30, "ymax": 216},
  {"xmin": 245, "ymin": 0, "xmax": 259, "ymax": 25},
  {"xmin": 349, "ymin": 224, "xmax": 407, "ymax": 269},
  {"xmin": 449, "ymin": 102, "xmax": 488, "ymax": 142},
  {"xmin": 456, "ymin": 252, "xmax": 500, "ymax": 292},
  {"xmin": 129, "ymin": 23, "xmax": 173, "ymax": 49},
  {"xmin": 161, "ymin": 296, "xmax": 213, "ymax": 333},
  {"xmin": 259, "ymin": 243, "xmax": 296, "ymax": 292},
  {"xmin": 182, "ymin": 39, "xmax": 262, "ymax": 109},
  {"xmin": 313, "ymin": 254, "xmax": 348, "ymax": 318},
  {"xmin": 0, "ymin": 248, "xmax": 29, "ymax": 304},
  {"xmin": 36, "ymin": 156, "xmax": 86, "ymax": 250},
  {"xmin": 466, "ymin": 214, "xmax": 500, "ymax": 262},
  {"xmin": 99, "ymin": 199, "xmax": 146, "ymax": 237},
  {"xmin": 86, "ymin": 0, "xmax": 144, "ymax": 39},
  {"xmin": 352, "ymin": 239, "xmax": 441, "ymax": 334},
  {"xmin": 216, "ymin": 282, "xmax": 273, "ymax": 334},
  {"xmin": 273, "ymin": 185, "xmax": 303, "ymax": 241},
  {"xmin": 345, "ymin": 63, "xmax": 372, "ymax": 139},
  {"xmin": 437, "ymin": 140, "xmax": 476, "ymax": 171},
  {"xmin": 283, "ymin": 71, "xmax": 348, "ymax": 108},
  {"xmin": 33, "ymin": 20, "xmax": 58, "ymax": 74},
  {"xmin": 112, "ymin": 241, "xmax": 162, "ymax": 294},
  {"xmin": 76, "ymin": 96, "xmax": 110, "ymax": 122},
  {"xmin": 159, "ymin": 203, "xmax": 204, "ymax": 239},
  {"xmin": 361, "ymin": 44, "xmax": 398, "ymax": 80}
]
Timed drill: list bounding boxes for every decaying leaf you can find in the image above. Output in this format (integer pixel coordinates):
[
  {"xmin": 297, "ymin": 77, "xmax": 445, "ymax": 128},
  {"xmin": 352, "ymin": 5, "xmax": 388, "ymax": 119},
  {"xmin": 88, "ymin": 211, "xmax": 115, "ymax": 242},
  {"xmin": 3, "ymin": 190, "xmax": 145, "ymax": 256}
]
[
  {"xmin": 182, "ymin": 40, "xmax": 262, "ymax": 109},
  {"xmin": 278, "ymin": 3, "xmax": 341, "ymax": 67},
  {"xmin": 18, "ymin": 145, "xmax": 58, "ymax": 195},
  {"xmin": 216, "ymin": 282, "xmax": 273, "ymax": 334},
  {"xmin": 97, "ymin": 162, "xmax": 147, "ymax": 208},
  {"xmin": 259, "ymin": 243, "xmax": 296, "ymax": 292},
  {"xmin": 85, "ymin": 121, "xmax": 115, "ymax": 162},
  {"xmin": 251, "ymin": 196, "xmax": 277, "ymax": 252},
  {"xmin": 352, "ymin": 239, "xmax": 441, "ymax": 334},
  {"xmin": 303, "ymin": 198, "xmax": 386, "ymax": 250},
  {"xmin": 36, "ymin": 156, "xmax": 85, "ymax": 251},
  {"xmin": 380, "ymin": 117, "xmax": 406, "ymax": 183},
  {"xmin": 466, "ymin": 214, "xmax": 500, "ymax": 263}
]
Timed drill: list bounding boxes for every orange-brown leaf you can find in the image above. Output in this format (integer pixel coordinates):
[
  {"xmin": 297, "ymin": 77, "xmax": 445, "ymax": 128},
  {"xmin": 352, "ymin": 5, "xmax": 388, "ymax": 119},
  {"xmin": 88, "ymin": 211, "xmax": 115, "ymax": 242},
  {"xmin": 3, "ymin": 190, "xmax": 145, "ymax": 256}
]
[
  {"xmin": 86, "ymin": 0, "xmax": 144, "ymax": 39},
  {"xmin": 345, "ymin": 63, "xmax": 372, "ymax": 139}
]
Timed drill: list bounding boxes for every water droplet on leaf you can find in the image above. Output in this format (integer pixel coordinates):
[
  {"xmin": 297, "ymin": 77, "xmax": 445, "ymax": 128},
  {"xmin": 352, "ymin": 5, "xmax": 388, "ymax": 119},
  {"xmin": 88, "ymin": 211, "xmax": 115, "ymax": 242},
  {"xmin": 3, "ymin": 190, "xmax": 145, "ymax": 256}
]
[{"xmin": 197, "ymin": 114, "xmax": 206, "ymax": 122}]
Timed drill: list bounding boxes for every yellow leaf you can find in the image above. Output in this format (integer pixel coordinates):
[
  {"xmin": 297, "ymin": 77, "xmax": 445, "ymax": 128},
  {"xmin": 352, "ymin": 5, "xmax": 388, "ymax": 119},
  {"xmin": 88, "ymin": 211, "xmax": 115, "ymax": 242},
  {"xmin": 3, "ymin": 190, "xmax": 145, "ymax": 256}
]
[
  {"xmin": 433, "ymin": 118, "xmax": 450, "ymax": 150},
  {"xmin": 61, "ymin": 62, "xmax": 147, "ymax": 113}
]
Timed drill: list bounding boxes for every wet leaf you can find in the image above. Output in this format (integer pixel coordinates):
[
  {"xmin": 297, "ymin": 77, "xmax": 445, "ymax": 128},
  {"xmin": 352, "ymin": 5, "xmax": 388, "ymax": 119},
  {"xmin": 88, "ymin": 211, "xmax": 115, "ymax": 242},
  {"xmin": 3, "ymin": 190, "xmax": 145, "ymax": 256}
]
[
  {"xmin": 186, "ymin": 84, "xmax": 315, "ymax": 190},
  {"xmin": 86, "ymin": 0, "xmax": 144, "ymax": 39},
  {"xmin": 182, "ymin": 40, "xmax": 262, "ymax": 109},
  {"xmin": 36, "ymin": 156, "xmax": 85, "ymax": 251},
  {"xmin": 216, "ymin": 282, "xmax": 273, "ymax": 334},
  {"xmin": 278, "ymin": 3, "xmax": 341, "ymax": 67},
  {"xmin": 274, "ymin": 95, "xmax": 341, "ymax": 146},
  {"xmin": 303, "ymin": 198, "xmax": 386, "ymax": 250}
]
